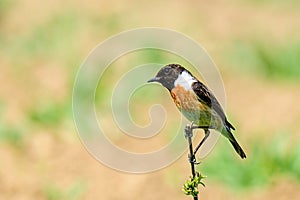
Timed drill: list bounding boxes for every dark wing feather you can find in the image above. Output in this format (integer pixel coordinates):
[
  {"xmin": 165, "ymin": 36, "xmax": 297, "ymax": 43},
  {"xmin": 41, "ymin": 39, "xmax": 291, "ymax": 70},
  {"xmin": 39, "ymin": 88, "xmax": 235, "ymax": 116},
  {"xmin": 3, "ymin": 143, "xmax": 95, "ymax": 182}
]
[
  {"xmin": 191, "ymin": 81, "xmax": 246, "ymax": 158},
  {"xmin": 191, "ymin": 81, "xmax": 235, "ymax": 130}
]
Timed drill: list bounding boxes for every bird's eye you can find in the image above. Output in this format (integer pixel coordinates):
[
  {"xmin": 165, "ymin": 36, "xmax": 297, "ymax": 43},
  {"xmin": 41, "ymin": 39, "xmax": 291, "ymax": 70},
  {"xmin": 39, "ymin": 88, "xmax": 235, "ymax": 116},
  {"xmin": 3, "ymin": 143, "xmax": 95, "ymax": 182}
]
[{"xmin": 164, "ymin": 68, "xmax": 170, "ymax": 74}]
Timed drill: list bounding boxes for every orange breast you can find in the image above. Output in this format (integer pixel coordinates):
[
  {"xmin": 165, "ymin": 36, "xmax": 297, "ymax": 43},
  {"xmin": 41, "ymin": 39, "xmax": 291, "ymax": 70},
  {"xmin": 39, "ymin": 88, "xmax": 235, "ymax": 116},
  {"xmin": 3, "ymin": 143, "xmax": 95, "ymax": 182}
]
[
  {"xmin": 170, "ymin": 85, "xmax": 222, "ymax": 128},
  {"xmin": 170, "ymin": 85, "xmax": 204, "ymax": 111}
]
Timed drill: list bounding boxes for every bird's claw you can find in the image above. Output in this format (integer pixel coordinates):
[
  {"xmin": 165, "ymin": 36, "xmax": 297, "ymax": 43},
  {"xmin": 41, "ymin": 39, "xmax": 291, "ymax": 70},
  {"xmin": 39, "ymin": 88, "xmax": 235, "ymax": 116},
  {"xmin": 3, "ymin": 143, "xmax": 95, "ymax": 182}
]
[
  {"xmin": 184, "ymin": 122, "xmax": 195, "ymax": 138},
  {"xmin": 188, "ymin": 155, "xmax": 200, "ymax": 165}
]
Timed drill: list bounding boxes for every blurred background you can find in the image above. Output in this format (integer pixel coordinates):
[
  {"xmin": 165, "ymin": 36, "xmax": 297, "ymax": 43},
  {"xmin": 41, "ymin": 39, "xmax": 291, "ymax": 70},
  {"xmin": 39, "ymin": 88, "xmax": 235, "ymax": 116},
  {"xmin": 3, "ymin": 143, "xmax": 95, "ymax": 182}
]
[{"xmin": 1, "ymin": 0, "xmax": 300, "ymax": 199}]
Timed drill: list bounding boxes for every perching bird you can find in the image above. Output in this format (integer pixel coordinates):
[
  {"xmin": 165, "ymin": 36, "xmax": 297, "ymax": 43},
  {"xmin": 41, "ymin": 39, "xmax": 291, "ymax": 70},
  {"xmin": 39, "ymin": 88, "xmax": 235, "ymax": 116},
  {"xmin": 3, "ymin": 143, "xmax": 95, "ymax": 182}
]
[{"xmin": 148, "ymin": 64, "xmax": 246, "ymax": 159}]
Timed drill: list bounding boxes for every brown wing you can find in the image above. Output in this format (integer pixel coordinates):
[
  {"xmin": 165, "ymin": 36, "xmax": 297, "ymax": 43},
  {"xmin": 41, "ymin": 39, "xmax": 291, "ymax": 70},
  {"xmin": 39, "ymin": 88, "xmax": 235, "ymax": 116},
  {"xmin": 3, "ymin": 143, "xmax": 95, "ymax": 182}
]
[{"xmin": 191, "ymin": 81, "xmax": 235, "ymax": 130}]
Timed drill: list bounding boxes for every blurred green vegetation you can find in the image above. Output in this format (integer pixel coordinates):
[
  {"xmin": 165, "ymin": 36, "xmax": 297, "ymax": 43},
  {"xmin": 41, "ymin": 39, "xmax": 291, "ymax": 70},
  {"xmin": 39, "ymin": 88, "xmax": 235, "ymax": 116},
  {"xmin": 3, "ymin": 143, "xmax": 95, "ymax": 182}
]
[
  {"xmin": 0, "ymin": 0, "xmax": 15, "ymax": 22},
  {"xmin": 43, "ymin": 180, "xmax": 86, "ymax": 200},
  {"xmin": 0, "ymin": 124, "xmax": 24, "ymax": 148},
  {"xmin": 1, "ymin": 11, "xmax": 82, "ymax": 67},
  {"xmin": 0, "ymin": 102, "xmax": 24, "ymax": 148},
  {"xmin": 228, "ymin": 40, "xmax": 300, "ymax": 81},
  {"xmin": 28, "ymin": 101, "xmax": 71, "ymax": 127},
  {"xmin": 201, "ymin": 134, "xmax": 300, "ymax": 190}
]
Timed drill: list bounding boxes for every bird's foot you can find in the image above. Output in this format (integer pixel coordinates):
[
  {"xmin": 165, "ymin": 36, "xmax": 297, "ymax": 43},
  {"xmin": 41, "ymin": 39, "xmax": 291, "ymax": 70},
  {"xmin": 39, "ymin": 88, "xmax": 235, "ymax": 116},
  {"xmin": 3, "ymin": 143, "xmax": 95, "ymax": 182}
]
[
  {"xmin": 184, "ymin": 123, "xmax": 193, "ymax": 138},
  {"xmin": 188, "ymin": 154, "xmax": 200, "ymax": 165}
]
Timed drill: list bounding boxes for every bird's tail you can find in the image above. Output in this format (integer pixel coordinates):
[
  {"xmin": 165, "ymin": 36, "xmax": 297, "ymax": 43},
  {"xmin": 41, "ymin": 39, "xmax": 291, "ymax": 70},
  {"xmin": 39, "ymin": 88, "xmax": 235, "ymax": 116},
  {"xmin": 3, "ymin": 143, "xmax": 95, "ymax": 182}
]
[
  {"xmin": 228, "ymin": 136, "xmax": 246, "ymax": 159},
  {"xmin": 222, "ymin": 121, "xmax": 246, "ymax": 159}
]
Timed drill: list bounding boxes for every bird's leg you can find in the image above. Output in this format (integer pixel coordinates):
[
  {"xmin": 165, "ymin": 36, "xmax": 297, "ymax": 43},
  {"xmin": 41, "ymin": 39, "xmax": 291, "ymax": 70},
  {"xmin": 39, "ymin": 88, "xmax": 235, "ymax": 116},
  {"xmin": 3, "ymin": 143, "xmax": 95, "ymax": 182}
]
[
  {"xmin": 184, "ymin": 123, "xmax": 199, "ymax": 167},
  {"xmin": 184, "ymin": 122, "xmax": 194, "ymax": 139},
  {"xmin": 185, "ymin": 123, "xmax": 211, "ymax": 164},
  {"xmin": 193, "ymin": 129, "xmax": 210, "ymax": 155}
]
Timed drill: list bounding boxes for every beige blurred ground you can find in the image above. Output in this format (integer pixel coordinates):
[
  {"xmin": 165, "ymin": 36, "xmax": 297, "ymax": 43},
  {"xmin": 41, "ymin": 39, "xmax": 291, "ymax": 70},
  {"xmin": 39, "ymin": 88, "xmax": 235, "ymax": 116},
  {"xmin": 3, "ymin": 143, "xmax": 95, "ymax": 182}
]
[{"xmin": 0, "ymin": 0, "xmax": 300, "ymax": 199}]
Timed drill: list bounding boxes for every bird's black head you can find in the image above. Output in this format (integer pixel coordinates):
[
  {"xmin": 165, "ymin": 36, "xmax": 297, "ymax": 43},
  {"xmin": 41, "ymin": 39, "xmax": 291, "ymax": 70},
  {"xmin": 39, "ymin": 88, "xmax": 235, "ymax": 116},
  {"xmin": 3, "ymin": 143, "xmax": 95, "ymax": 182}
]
[{"xmin": 147, "ymin": 64, "xmax": 185, "ymax": 90}]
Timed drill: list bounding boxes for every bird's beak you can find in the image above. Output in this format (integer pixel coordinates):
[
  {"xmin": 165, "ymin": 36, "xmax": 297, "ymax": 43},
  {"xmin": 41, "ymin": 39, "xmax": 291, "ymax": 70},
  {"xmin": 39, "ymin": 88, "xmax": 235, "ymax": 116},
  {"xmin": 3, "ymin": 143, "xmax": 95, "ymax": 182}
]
[{"xmin": 147, "ymin": 77, "xmax": 161, "ymax": 83}]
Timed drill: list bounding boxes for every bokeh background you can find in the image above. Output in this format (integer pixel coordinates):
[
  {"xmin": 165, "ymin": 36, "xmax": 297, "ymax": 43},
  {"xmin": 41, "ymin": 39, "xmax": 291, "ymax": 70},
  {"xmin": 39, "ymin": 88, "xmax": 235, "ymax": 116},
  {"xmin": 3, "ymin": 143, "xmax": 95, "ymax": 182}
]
[{"xmin": 1, "ymin": 0, "xmax": 300, "ymax": 199}]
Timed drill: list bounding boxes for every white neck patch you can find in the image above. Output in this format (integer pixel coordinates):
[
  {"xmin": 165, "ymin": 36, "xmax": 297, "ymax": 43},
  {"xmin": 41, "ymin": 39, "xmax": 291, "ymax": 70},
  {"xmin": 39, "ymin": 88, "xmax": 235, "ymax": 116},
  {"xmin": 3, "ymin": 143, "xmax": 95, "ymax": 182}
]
[{"xmin": 174, "ymin": 71, "xmax": 197, "ymax": 90}]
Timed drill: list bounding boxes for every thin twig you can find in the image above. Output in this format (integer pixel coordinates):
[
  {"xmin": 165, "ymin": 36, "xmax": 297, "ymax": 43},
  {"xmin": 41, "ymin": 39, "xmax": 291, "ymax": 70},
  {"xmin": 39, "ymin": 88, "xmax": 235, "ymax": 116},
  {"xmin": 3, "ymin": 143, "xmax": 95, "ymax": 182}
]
[
  {"xmin": 185, "ymin": 124, "xmax": 198, "ymax": 200},
  {"xmin": 183, "ymin": 124, "xmax": 208, "ymax": 199}
]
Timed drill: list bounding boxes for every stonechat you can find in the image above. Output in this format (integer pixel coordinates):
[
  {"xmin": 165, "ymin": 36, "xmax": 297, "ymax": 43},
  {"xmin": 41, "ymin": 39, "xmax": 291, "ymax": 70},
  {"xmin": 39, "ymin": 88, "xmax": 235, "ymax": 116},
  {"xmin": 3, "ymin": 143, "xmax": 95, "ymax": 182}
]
[{"xmin": 148, "ymin": 64, "xmax": 246, "ymax": 159}]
